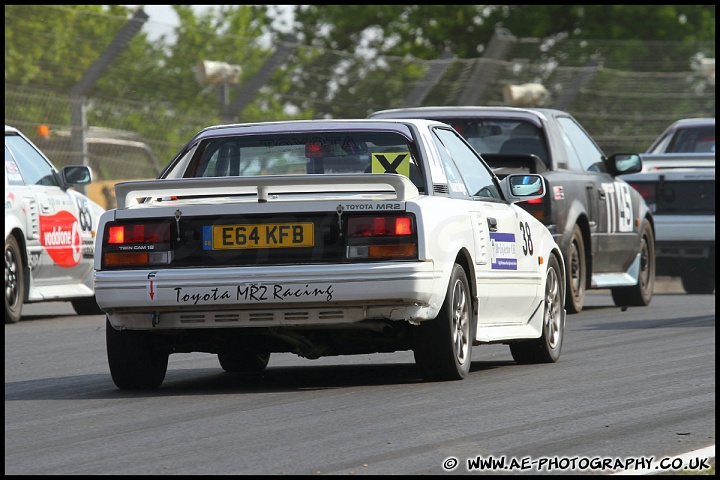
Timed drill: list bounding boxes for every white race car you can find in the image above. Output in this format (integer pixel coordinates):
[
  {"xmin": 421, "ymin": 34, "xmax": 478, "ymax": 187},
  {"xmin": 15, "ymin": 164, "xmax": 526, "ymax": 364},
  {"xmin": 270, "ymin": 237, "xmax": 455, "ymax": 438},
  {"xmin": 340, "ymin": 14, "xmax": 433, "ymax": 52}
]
[
  {"xmin": 94, "ymin": 119, "xmax": 567, "ymax": 389},
  {"xmin": 5, "ymin": 125, "xmax": 106, "ymax": 323}
]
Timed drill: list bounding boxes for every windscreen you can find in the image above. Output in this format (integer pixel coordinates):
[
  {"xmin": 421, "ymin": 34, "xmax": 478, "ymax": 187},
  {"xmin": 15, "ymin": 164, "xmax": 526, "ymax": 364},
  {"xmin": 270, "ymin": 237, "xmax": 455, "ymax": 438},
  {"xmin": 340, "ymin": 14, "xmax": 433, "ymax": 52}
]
[{"xmin": 439, "ymin": 118, "xmax": 549, "ymax": 167}]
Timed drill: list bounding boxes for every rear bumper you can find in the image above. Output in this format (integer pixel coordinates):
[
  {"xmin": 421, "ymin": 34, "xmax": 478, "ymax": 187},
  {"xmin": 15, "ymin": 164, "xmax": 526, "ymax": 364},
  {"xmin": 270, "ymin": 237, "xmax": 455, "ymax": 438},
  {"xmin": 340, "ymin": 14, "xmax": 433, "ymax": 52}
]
[
  {"xmin": 656, "ymin": 242, "xmax": 714, "ymax": 259},
  {"xmin": 96, "ymin": 261, "xmax": 441, "ymax": 330},
  {"xmin": 654, "ymin": 214, "xmax": 714, "ymax": 267},
  {"xmin": 654, "ymin": 240, "xmax": 714, "ymax": 277},
  {"xmin": 654, "ymin": 214, "xmax": 714, "ymax": 244}
]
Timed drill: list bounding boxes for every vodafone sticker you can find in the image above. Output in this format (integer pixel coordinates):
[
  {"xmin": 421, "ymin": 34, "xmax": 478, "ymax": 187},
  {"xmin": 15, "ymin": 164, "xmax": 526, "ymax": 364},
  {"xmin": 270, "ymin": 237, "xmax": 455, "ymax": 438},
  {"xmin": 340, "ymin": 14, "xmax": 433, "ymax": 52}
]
[{"xmin": 38, "ymin": 211, "xmax": 83, "ymax": 267}]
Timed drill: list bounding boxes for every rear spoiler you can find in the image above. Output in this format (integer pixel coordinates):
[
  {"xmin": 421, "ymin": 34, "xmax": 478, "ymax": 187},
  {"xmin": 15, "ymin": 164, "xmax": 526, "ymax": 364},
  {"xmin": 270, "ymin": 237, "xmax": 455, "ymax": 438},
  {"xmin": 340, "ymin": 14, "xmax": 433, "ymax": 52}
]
[
  {"xmin": 620, "ymin": 168, "xmax": 715, "ymax": 183},
  {"xmin": 114, "ymin": 173, "xmax": 419, "ymax": 210},
  {"xmin": 639, "ymin": 153, "xmax": 715, "ymax": 171},
  {"xmin": 480, "ymin": 153, "xmax": 547, "ymax": 175}
]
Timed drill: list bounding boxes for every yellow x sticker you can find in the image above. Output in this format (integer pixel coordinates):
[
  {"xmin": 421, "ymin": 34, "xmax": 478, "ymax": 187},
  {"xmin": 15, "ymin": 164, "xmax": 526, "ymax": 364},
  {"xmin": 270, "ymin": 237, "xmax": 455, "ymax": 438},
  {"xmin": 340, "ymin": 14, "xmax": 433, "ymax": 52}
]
[{"xmin": 371, "ymin": 152, "xmax": 410, "ymax": 177}]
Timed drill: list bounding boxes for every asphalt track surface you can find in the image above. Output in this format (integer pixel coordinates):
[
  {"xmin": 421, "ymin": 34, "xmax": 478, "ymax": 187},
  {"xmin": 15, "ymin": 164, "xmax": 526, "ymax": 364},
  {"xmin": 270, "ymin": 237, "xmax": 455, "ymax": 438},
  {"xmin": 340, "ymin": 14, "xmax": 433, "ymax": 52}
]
[{"xmin": 5, "ymin": 277, "xmax": 715, "ymax": 475}]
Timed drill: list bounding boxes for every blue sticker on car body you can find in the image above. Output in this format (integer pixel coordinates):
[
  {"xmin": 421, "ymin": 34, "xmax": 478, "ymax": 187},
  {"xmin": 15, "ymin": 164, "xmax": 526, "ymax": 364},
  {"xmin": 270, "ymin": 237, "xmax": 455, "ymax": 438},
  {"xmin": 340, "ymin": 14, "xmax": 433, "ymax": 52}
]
[{"xmin": 490, "ymin": 232, "xmax": 518, "ymax": 270}]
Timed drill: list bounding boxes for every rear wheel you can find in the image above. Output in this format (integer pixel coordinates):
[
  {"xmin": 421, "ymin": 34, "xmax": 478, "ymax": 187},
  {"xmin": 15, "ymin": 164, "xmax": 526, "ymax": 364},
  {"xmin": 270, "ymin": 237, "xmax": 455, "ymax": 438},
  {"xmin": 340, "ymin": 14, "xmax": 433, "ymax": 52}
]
[
  {"xmin": 611, "ymin": 219, "xmax": 655, "ymax": 307},
  {"xmin": 218, "ymin": 351, "xmax": 270, "ymax": 373},
  {"xmin": 413, "ymin": 264, "xmax": 473, "ymax": 382},
  {"xmin": 565, "ymin": 225, "xmax": 586, "ymax": 314},
  {"xmin": 5, "ymin": 235, "xmax": 25, "ymax": 324},
  {"xmin": 106, "ymin": 318, "xmax": 168, "ymax": 390},
  {"xmin": 681, "ymin": 269, "xmax": 715, "ymax": 294},
  {"xmin": 510, "ymin": 254, "xmax": 565, "ymax": 364}
]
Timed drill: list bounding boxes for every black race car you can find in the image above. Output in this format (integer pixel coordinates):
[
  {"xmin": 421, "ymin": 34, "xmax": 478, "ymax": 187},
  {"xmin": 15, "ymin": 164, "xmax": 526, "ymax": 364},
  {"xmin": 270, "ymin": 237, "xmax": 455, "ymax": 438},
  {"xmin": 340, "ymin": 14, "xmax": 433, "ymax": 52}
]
[{"xmin": 370, "ymin": 106, "xmax": 655, "ymax": 313}]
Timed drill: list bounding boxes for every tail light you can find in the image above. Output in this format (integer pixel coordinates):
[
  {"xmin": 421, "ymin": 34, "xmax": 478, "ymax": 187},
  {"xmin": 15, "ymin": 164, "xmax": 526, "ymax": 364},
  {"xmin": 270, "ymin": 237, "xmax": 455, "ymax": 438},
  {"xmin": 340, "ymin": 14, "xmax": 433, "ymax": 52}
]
[
  {"xmin": 627, "ymin": 181, "xmax": 657, "ymax": 213},
  {"xmin": 520, "ymin": 196, "xmax": 544, "ymax": 222},
  {"xmin": 627, "ymin": 182, "xmax": 656, "ymax": 204},
  {"xmin": 345, "ymin": 215, "xmax": 417, "ymax": 260},
  {"xmin": 102, "ymin": 222, "xmax": 173, "ymax": 267}
]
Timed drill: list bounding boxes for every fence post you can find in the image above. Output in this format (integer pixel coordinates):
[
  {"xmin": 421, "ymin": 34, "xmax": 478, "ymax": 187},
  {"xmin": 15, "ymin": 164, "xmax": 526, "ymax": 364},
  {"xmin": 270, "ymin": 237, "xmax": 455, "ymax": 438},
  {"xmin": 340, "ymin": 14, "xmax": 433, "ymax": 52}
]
[
  {"xmin": 69, "ymin": 97, "xmax": 88, "ymax": 186},
  {"xmin": 68, "ymin": 8, "xmax": 148, "ymax": 191},
  {"xmin": 401, "ymin": 49, "xmax": 455, "ymax": 107},
  {"xmin": 458, "ymin": 27, "xmax": 516, "ymax": 106},
  {"xmin": 225, "ymin": 35, "xmax": 299, "ymax": 122},
  {"xmin": 552, "ymin": 58, "xmax": 601, "ymax": 110}
]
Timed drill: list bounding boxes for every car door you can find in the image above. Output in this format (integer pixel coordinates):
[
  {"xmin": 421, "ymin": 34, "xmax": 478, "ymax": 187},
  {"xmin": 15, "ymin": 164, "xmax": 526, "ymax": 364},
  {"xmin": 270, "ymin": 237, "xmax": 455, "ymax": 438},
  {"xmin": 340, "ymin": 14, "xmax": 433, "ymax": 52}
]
[
  {"xmin": 432, "ymin": 127, "xmax": 542, "ymax": 324},
  {"xmin": 5, "ymin": 133, "xmax": 88, "ymax": 286},
  {"xmin": 555, "ymin": 116, "xmax": 637, "ymax": 273}
]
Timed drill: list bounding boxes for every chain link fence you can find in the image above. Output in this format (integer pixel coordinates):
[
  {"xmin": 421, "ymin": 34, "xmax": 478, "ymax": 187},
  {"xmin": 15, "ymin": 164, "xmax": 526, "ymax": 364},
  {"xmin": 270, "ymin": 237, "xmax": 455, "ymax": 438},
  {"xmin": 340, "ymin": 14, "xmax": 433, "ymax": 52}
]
[{"xmin": 5, "ymin": 7, "xmax": 715, "ymax": 208}]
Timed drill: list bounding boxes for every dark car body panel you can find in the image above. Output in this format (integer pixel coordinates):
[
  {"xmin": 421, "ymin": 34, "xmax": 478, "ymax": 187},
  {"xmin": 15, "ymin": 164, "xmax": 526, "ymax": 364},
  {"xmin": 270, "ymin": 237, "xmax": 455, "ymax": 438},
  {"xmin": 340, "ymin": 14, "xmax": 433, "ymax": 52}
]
[{"xmin": 370, "ymin": 107, "xmax": 654, "ymax": 311}]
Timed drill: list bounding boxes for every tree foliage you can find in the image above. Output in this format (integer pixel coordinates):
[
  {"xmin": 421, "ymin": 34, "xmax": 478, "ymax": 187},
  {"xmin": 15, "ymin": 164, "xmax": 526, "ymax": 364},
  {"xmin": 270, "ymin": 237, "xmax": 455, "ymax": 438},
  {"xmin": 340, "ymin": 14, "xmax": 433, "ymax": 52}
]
[
  {"xmin": 292, "ymin": 5, "xmax": 715, "ymax": 59},
  {"xmin": 4, "ymin": 4, "xmax": 715, "ymax": 163},
  {"xmin": 284, "ymin": 5, "xmax": 714, "ymax": 118}
]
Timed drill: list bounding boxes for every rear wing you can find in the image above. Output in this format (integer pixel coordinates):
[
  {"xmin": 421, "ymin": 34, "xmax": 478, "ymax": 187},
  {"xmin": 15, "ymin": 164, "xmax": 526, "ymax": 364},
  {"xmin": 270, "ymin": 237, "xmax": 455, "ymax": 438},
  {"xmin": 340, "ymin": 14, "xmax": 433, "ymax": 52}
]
[
  {"xmin": 114, "ymin": 173, "xmax": 419, "ymax": 210},
  {"xmin": 620, "ymin": 168, "xmax": 715, "ymax": 183},
  {"xmin": 639, "ymin": 153, "xmax": 715, "ymax": 171}
]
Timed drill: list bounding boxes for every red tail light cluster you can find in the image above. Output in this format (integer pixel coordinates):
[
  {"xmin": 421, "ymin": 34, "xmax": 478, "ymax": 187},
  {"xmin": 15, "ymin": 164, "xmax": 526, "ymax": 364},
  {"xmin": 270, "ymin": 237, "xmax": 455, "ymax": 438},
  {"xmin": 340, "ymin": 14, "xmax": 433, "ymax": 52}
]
[
  {"xmin": 346, "ymin": 215, "xmax": 417, "ymax": 259},
  {"xmin": 103, "ymin": 222, "xmax": 172, "ymax": 267},
  {"xmin": 107, "ymin": 223, "xmax": 171, "ymax": 244},
  {"xmin": 347, "ymin": 216, "xmax": 413, "ymax": 237},
  {"xmin": 627, "ymin": 182, "xmax": 656, "ymax": 203}
]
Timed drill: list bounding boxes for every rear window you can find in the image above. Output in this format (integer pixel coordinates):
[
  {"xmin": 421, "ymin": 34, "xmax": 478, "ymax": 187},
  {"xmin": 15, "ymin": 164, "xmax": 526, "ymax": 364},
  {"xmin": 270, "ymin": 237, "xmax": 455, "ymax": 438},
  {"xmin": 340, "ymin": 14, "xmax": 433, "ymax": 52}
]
[
  {"xmin": 665, "ymin": 126, "xmax": 715, "ymax": 153},
  {"xmin": 178, "ymin": 132, "xmax": 424, "ymax": 187}
]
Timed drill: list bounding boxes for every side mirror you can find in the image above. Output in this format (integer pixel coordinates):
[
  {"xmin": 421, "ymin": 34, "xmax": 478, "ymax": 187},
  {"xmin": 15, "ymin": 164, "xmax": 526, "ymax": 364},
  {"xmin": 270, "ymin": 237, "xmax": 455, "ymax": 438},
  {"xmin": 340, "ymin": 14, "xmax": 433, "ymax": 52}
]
[
  {"xmin": 61, "ymin": 165, "xmax": 93, "ymax": 186},
  {"xmin": 608, "ymin": 153, "xmax": 642, "ymax": 176},
  {"xmin": 500, "ymin": 173, "xmax": 545, "ymax": 204}
]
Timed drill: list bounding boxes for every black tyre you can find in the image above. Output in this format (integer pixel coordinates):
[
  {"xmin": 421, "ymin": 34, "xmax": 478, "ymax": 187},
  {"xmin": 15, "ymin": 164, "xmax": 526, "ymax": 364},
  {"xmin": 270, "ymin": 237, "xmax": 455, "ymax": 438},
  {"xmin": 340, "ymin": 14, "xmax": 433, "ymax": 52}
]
[
  {"xmin": 510, "ymin": 254, "xmax": 565, "ymax": 364},
  {"xmin": 565, "ymin": 224, "xmax": 586, "ymax": 314},
  {"xmin": 106, "ymin": 318, "xmax": 168, "ymax": 390},
  {"xmin": 5, "ymin": 235, "xmax": 25, "ymax": 324},
  {"xmin": 680, "ymin": 258, "xmax": 715, "ymax": 295},
  {"xmin": 680, "ymin": 270, "xmax": 715, "ymax": 294},
  {"xmin": 413, "ymin": 264, "xmax": 473, "ymax": 382},
  {"xmin": 218, "ymin": 351, "xmax": 270, "ymax": 373},
  {"xmin": 611, "ymin": 219, "xmax": 655, "ymax": 307},
  {"xmin": 71, "ymin": 296, "xmax": 105, "ymax": 316}
]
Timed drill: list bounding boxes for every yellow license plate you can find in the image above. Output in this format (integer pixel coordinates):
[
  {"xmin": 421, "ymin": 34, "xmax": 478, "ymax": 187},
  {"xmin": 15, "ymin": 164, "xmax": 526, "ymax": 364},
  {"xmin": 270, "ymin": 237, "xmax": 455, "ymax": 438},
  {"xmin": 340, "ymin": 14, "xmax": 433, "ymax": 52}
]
[{"xmin": 205, "ymin": 223, "xmax": 314, "ymax": 250}]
